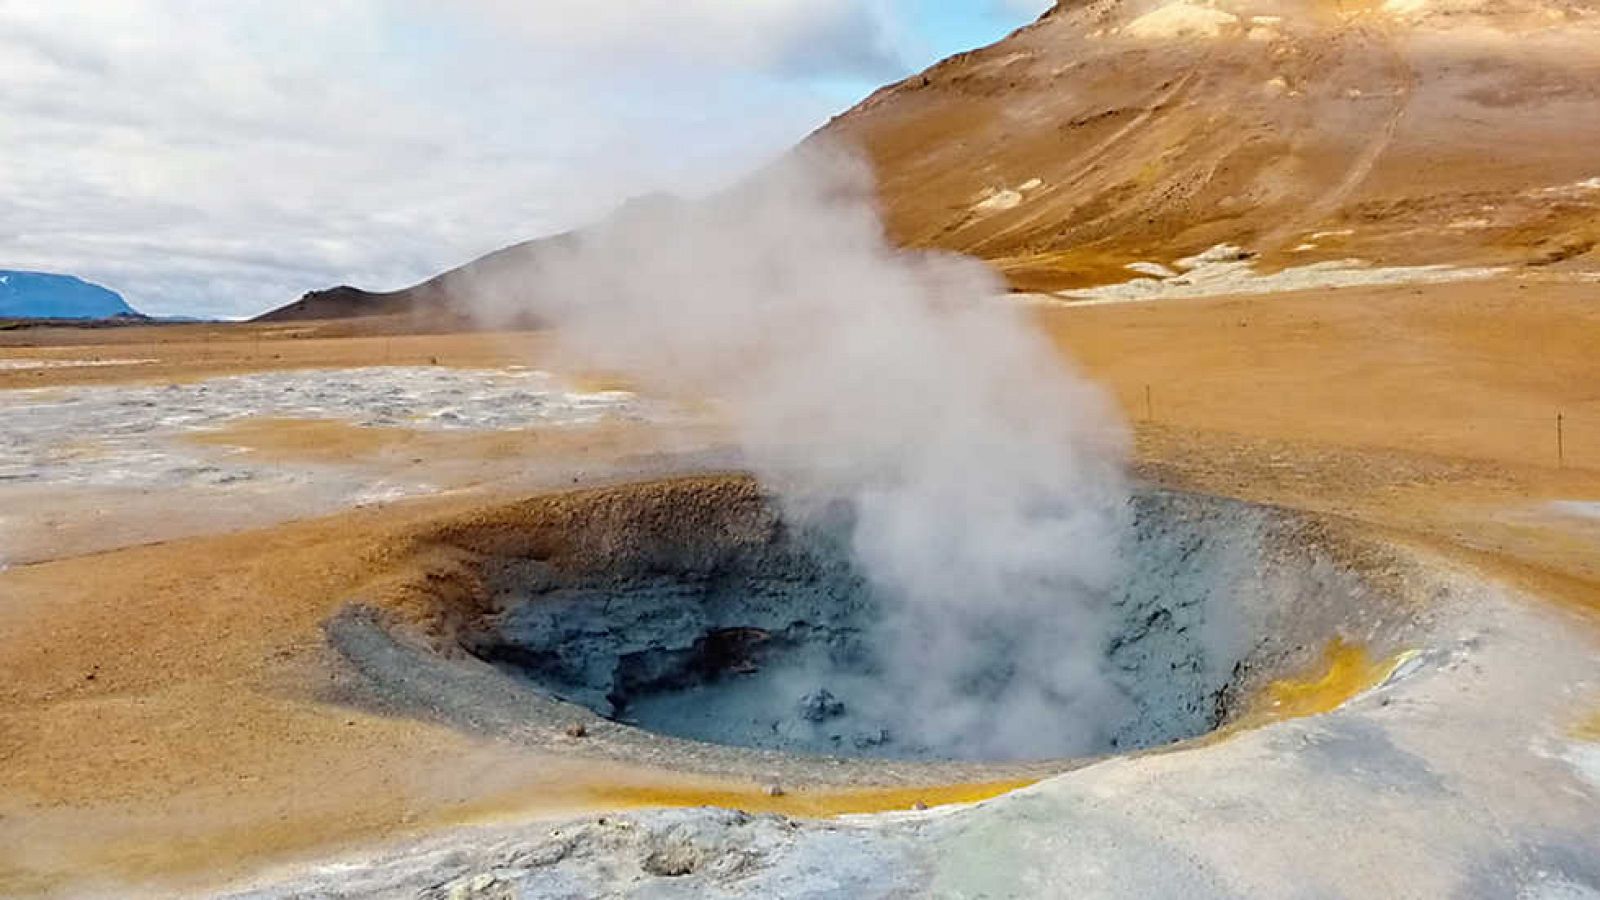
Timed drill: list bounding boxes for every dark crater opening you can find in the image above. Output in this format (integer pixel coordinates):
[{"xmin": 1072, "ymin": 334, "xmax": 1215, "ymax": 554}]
[{"xmin": 431, "ymin": 476, "xmax": 1414, "ymax": 764}]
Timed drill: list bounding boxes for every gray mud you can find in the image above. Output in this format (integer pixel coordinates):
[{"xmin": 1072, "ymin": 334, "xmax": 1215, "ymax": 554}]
[
  {"xmin": 330, "ymin": 476, "xmax": 1417, "ymax": 776},
  {"xmin": 472, "ymin": 493, "xmax": 1263, "ymax": 761}
]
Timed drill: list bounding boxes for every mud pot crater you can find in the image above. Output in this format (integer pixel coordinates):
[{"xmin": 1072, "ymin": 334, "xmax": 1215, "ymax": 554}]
[{"xmin": 332, "ymin": 475, "xmax": 1426, "ymax": 782}]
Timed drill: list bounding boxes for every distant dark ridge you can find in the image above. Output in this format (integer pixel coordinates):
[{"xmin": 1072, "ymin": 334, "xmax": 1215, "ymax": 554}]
[
  {"xmin": 259, "ymin": 284, "xmax": 430, "ymax": 322},
  {"xmin": 0, "ymin": 311, "xmax": 156, "ymax": 331},
  {"xmin": 257, "ymin": 233, "xmax": 573, "ymax": 326}
]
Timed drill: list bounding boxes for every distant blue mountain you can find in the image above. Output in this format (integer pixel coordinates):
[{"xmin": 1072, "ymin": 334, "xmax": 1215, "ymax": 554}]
[{"xmin": 0, "ymin": 270, "xmax": 138, "ymax": 319}]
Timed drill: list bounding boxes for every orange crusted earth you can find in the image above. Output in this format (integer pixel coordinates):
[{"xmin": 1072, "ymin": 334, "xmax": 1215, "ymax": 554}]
[{"xmin": 2, "ymin": 272, "xmax": 1598, "ymax": 893}]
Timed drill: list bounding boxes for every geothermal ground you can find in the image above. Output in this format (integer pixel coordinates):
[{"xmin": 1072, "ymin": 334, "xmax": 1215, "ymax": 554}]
[
  {"xmin": 6, "ymin": 0, "xmax": 1600, "ymax": 895},
  {"xmin": 1, "ymin": 273, "xmax": 1597, "ymax": 897}
]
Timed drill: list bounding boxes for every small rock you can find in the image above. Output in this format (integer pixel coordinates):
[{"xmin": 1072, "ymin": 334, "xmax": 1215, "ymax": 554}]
[
  {"xmin": 912, "ymin": 801, "xmax": 928, "ymax": 811},
  {"xmin": 564, "ymin": 722, "xmax": 587, "ymax": 738},
  {"xmin": 764, "ymin": 783, "xmax": 785, "ymax": 797},
  {"xmin": 641, "ymin": 846, "xmax": 699, "ymax": 877},
  {"xmin": 447, "ymin": 873, "xmax": 497, "ymax": 899},
  {"xmin": 797, "ymin": 689, "xmax": 845, "ymax": 722},
  {"xmin": 852, "ymin": 728, "xmax": 891, "ymax": 749}
]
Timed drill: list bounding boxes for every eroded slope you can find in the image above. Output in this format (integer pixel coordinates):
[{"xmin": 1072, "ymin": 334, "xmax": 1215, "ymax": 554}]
[{"xmin": 819, "ymin": 0, "xmax": 1600, "ymax": 289}]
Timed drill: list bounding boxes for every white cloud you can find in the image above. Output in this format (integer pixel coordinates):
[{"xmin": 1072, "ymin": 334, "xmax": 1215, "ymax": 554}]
[
  {"xmin": 996, "ymin": 0, "xmax": 1056, "ymax": 14},
  {"xmin": 0, "ymin": 1, "xmax": 1014, "ymax": 318},
  {"xmin": 440, "ymin": 0, "xmax": 903, "ymax": 76}
]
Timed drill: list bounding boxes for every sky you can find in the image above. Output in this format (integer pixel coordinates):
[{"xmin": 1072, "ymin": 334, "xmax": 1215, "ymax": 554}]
[{"xmin": 0, "ymin": 1, "xmax": 1052, "ymax": 319}]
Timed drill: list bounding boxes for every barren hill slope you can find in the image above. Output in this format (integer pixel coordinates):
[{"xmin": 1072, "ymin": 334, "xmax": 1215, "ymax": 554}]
[
  {"xmin": 263, "ymin": 0, "xmax": 1600, "ymax": 319},
  {"xmin": 817, "ymin": 0, "xmax": 1600, "ymax": 289},
  {"xmin": 256, "ymin": 234, "xmax": 571, "ymax": 325}
]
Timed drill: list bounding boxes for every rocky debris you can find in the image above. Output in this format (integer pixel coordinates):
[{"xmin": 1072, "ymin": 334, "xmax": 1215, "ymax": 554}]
[
  {"xmin": 228, "ymin": 807, "xmax": 918, "ymax": 899},
  {"xmin": 852, "ymin": 728, "xmax": 893, "ymax": 751},
  {"xmin": 797, "ymin": 689, "xmax": 846, "ymax": 723},
  {"xmin": 638, "ymin": 816, "xmax": 760, "ymax": 878}
]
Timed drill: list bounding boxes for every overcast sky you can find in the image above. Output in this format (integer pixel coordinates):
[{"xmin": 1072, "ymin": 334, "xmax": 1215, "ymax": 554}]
[{"xmin": 0, "ymin": 1, "xmax": 1050, "ymax": 318}]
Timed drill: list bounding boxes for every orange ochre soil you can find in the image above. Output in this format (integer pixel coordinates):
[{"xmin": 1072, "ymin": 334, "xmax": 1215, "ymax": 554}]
[{"xmin": 2, "ymin": 276, "xmax": 1598, "ymax": 894}]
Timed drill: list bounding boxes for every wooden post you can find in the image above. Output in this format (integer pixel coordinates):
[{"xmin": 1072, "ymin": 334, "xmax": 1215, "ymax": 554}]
[
  {"xmin": 1144, "ymin": 384, "xmax": 1153, "ymax": 422},
  {"xmin": 1557, "ymin": 413, "xmax": 1565, "ymax": 468}
]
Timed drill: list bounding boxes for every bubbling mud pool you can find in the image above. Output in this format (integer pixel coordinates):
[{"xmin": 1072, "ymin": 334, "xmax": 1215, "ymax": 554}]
[
  {"xmin": 337, "ymin": 475, "xmax": 1420, "ymax": 775},
  {"xmin": 475, "ymin": 494, "xmax": 1244, "ymax": 761}
]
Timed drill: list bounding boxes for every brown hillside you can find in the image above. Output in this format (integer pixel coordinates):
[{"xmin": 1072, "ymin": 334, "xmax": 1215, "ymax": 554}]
[{"xmin": 817, "ymin": 0, "xmax": 1600, "ymax": 289}]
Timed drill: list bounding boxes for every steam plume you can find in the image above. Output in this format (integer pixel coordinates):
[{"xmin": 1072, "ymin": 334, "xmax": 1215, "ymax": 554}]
[{"xmin": 484, "ymin": 143, "xmax": 1132, "ymax": 758}]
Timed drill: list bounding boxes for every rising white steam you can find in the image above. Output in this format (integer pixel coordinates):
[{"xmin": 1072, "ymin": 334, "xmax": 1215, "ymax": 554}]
[{"xmin": 482, "ymin": 143, "xmax": 1133, "ymax": 759}]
